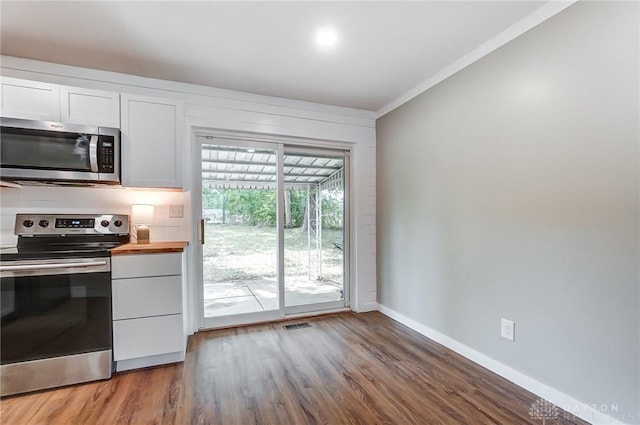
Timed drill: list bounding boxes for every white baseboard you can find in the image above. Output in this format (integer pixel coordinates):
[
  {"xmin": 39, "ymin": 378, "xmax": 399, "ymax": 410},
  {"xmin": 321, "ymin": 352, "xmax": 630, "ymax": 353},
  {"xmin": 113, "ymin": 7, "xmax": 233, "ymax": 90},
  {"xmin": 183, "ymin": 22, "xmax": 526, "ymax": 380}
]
[
  {"xmin": 376, "ymin": 304, "xmax": 629, "ymax": 425},
  {"xmin": 357, "ymin": 301, "xmax": 379, "ymax": 313},
  {"xmin": 115, "ymin": 351, "xmax": 185, "ymax": 373}
]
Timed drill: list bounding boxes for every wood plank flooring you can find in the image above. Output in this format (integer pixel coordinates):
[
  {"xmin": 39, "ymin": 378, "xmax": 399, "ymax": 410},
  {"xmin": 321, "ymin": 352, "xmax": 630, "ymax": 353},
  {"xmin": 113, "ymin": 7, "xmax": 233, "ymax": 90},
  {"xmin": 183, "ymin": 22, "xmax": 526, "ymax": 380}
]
[{"xmin": 1, "ymin": 312, "xmax": 590, "ymax": 425}]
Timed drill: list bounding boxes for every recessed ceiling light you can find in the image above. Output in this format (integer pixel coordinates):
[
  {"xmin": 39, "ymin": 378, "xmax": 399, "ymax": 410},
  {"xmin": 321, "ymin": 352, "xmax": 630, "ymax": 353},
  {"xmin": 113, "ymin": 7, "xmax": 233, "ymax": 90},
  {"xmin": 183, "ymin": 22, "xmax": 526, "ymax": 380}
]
[
  {"xmin": 315, "ymin": 27, "xmax": 338, "ymax": 48},
  {"xmin": 247, "ymin": 149, "xmax": 255, "ymax": 153}
]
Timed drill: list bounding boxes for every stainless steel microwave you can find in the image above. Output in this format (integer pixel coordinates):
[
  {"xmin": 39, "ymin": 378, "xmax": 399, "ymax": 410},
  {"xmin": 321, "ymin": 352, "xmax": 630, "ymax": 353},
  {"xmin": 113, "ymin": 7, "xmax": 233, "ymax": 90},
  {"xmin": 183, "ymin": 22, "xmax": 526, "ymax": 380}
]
[{"xmin": 0, "ymin": 118, "xmax": 120, "ymax": 185}]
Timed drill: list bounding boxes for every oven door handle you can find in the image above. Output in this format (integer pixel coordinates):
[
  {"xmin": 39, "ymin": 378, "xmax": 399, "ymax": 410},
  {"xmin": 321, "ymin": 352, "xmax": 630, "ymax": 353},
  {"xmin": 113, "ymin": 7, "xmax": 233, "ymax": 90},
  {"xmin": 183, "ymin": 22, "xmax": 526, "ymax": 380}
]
[
  {"xmin": 0, "ymin": 260, "xmax": 108, "ymax": 273},
  {"xmin": 89, "ymin": 135, "xmax": 99, "ymax": 172}
]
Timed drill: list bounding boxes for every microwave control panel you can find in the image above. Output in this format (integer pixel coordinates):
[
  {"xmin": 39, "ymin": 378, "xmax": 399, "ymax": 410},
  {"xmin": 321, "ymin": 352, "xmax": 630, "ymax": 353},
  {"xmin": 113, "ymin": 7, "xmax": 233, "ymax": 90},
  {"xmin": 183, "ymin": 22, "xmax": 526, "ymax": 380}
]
[{"xmin": 98, "ymin": 136, "xmax": 115, "ymax": 173}]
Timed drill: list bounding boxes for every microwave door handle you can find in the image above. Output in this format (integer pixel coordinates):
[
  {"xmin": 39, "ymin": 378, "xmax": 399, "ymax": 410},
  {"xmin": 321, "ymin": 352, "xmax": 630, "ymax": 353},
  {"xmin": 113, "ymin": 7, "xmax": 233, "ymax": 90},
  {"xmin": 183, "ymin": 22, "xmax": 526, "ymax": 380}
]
[{"xmin": 89, "ymin": 135, "xmax": 99, "ymax": 172}]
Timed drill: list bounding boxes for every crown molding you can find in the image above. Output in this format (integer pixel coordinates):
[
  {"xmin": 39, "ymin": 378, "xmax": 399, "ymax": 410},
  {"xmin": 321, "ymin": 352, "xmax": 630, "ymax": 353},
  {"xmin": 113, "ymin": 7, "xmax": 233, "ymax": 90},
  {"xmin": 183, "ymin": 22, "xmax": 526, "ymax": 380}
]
[{"xmin": 376, "ymin": 1, "xmax": 579, "ymax": 119}]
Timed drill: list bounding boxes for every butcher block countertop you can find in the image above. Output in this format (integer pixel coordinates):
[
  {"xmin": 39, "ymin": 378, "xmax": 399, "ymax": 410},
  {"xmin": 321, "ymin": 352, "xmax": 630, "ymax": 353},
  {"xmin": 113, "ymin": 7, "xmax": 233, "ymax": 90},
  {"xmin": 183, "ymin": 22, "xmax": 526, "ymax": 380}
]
[{"xmin": 110, "ymin": 241, "xmax": 188, "ymax": 255}]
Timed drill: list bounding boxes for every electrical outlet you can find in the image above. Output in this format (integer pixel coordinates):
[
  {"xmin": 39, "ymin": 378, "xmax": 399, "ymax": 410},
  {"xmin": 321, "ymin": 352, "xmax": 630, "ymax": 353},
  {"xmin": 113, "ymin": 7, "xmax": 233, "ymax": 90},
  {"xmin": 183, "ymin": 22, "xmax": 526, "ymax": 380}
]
[
  {"xmin": 501, "ymin": 318, "xmax": 515, "ymax": 341},
  {"xmin": 169, "ymin": 204, "xmax": 184, "ymax": 218}
]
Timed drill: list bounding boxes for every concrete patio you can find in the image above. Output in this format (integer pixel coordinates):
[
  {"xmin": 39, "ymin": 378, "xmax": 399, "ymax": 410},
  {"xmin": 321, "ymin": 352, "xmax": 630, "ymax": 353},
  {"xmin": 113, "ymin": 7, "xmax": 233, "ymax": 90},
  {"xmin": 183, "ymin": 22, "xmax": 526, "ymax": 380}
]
[{"xmin": 204, "ymin": 277, "xmax": 343, "ymax": 317}]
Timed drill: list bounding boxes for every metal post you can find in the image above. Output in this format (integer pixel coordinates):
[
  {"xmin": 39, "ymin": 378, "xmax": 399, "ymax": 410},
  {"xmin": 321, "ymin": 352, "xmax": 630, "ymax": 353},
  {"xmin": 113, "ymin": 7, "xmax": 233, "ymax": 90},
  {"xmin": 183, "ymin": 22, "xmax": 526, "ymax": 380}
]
[
  {"xmin": 316, "ymin": 184, "xmax": 322, "ymax": 280},
  {"xmin": 306, "ymin": 183, "xmax": 312, "ymax": 281}
]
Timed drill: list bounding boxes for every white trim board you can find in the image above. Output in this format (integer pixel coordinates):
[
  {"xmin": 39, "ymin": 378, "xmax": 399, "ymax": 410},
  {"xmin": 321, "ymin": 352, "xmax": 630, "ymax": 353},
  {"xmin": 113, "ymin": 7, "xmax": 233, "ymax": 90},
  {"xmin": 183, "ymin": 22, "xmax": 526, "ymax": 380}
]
[
  {"xmin": 377, "ymin": 304, "xmax": 628, "ymax": 425},
  {"xmin": 376, "ymin": 0, "xmax": 579, "ymax": 118},
  {"xmin": 357, "ymin": 301, "xmax": 379, "ymax": 313},
  {"xmin": 0, "ymin": 56, "xmax": 376, "ymax": 127}
]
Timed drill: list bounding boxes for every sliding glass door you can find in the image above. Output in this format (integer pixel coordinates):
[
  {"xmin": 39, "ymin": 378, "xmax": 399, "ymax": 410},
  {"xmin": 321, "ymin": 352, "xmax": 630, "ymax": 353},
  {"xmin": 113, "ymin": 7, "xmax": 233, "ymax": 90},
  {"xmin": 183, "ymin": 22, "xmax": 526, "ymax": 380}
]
[
  {"xmin": 201, "ymin": 142, "xmax": 280, "ymax": 322},
  {"xmin": 196, "ymin": 136, "xmax": 349, "ymax": 329},
  {"xmin": 283, "ymin": 149, "xmax": 347, "ymax": 313}
]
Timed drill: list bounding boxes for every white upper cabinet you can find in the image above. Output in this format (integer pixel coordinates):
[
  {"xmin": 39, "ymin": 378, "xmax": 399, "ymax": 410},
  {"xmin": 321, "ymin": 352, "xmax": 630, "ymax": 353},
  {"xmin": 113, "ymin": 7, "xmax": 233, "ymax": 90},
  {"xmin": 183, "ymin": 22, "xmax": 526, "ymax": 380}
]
[
  {"xmin": 60, "ymin": 86, "xmax": 120, "ymax": 127},
  {"xmin": 1, "ymin": 77, "xmax": 60, "ymax": 121},
  {"xmin": 1, "ymin": 77, "xmax": 120, "ymax": 127},
  {"xmin": 120, "ymin": 94, "xmax": 184, "ymax": 189}
]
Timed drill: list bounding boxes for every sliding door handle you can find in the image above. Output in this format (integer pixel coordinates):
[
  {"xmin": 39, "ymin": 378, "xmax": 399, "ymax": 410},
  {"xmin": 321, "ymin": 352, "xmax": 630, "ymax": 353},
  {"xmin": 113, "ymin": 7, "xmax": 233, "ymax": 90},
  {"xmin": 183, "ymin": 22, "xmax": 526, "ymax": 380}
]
[{"xmin": 200, "ymin": 219, "xmax": 205, "ymax": 245}]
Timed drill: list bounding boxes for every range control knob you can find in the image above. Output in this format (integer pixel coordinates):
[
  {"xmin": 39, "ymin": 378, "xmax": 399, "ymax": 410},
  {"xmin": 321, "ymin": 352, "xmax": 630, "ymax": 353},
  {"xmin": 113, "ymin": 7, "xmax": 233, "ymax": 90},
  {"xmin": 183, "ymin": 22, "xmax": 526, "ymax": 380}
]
[
  {"xmin": 23, "ymin": 219, "xmax": 34, "ymax": 228},
  {"xmin": 100, "ymin": 220, "xmax": 110, "ymax": 228},
  {"xmin": 39, "ymin": 220, "xmax": 49, "ymax": 228},
  {"xmin": 113, "ymin": 219, "xmax": 123, "ymax": 228}
]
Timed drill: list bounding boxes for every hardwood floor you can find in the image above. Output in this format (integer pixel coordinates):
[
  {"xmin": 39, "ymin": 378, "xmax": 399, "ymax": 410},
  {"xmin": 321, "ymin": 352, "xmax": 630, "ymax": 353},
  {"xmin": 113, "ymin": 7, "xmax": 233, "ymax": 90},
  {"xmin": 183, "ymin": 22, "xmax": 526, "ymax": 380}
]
[{"xmin": 1, "ymin": 312, "xmax": 589, "ymax": 425}]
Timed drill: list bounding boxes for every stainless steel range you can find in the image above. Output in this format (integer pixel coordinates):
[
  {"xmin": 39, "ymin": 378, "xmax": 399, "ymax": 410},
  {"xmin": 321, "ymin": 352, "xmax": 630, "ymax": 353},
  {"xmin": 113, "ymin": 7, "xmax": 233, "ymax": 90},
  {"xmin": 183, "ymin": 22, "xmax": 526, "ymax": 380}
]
[{"xmin": 0, "ymin": 213, "xmax": 129, "ymax": 396}]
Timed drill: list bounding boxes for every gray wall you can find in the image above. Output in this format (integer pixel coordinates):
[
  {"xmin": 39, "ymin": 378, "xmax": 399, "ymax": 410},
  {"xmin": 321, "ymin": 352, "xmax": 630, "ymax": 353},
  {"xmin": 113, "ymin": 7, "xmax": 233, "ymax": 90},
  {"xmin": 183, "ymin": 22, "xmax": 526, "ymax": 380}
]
[{"xmin": 376, "ymin": 1, "xmax": 639, "ymax": 423}]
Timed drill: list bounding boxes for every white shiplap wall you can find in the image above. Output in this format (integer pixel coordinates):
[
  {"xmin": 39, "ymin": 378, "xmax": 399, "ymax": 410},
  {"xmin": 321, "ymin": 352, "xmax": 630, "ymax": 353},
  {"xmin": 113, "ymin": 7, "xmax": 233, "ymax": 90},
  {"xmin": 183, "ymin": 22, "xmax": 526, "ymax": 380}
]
[
  {"xmin": 0, "ymin": 56, "xmax": 377, "ymax": 332},
  {"xmin": 0, "ymin": 186, "xmax": 189, "ymax": 247}
]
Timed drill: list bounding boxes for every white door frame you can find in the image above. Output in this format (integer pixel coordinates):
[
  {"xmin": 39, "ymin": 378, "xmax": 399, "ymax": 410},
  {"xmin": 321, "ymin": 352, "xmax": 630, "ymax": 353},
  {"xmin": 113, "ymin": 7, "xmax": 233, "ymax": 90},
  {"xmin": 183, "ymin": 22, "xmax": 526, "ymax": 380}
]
[{"xmin": 193, "ymin": 130, "xmax": 352, "ymax": 330}]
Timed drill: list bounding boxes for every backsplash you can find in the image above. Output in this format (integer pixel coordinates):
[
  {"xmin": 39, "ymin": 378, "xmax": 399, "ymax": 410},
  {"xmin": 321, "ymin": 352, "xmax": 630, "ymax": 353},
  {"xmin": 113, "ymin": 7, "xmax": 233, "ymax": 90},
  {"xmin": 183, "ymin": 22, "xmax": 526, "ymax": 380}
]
[{"xmin": 0, "ymin": 186, "xmax": 191, "ymax": 246}]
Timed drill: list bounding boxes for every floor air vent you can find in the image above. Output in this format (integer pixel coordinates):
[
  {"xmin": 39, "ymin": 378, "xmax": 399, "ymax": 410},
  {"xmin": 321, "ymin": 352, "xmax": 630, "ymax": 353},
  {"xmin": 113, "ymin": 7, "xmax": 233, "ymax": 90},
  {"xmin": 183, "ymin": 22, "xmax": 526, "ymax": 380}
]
[{"xmin": 284, "ymin": 322, "xmax": 311, "ymax": 330}]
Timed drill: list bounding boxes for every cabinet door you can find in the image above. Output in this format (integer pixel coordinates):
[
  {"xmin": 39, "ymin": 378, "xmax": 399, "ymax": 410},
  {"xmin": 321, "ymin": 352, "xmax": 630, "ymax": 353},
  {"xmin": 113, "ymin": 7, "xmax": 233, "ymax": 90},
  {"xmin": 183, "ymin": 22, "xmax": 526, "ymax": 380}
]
[
  {"xmin": 0, "ymin": 77, "xmax": 61, "ymax": 121},
  {"xmin": 120, "ymin": 94, "xmax": 184, "ymax": 188},
  {"xmin": 60, "ymin": 86, "xmax": 120, "ymax": 127}
]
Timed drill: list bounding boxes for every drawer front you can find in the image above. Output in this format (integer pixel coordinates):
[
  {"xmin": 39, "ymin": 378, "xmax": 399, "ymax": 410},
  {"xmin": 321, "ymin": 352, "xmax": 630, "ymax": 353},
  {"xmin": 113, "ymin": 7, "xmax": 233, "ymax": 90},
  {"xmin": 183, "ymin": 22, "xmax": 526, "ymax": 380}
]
[
  {"xmin": 112, "ymin": 275, "xmax": 182, "ymax": 320},
  {"xmin": 112, "ymin": 253, "xmax": 181, "ymax": 279},
  {"xmin": 113, "ymin": 314, "xmax": 183, "ymax": 361}
]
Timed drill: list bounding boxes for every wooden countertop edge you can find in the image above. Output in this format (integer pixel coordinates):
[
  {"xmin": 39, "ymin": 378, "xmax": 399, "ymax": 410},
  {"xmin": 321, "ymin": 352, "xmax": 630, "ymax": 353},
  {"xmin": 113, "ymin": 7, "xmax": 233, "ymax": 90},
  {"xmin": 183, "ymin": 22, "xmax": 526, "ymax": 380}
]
[{"xmin": 110, "ymin": 241, "xmax": 188, "ymax": 255}]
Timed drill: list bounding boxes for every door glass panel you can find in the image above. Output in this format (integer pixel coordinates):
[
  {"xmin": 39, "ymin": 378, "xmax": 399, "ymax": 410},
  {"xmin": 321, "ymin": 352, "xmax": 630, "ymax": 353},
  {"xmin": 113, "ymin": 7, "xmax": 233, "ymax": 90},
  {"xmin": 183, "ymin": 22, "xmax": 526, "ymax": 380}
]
[
  {"xmin": 201, "ymin": 144, "xmax": 279, "ymax": 318},
  {"xmin": 0, "ymin": 128, "xmax": 91, "ymax": 171},
  {"xmin": 284, "ymin": 153, "xmax": 345, "ymax": 308}
]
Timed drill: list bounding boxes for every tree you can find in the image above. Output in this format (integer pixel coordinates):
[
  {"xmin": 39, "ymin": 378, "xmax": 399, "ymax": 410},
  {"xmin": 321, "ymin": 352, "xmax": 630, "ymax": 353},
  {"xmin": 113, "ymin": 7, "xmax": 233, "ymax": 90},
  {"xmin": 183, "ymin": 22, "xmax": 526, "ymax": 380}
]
[
  {"xmin": 202, "ymin": 188, "xmax": 223, "ymax": 209},
  {"xmin": 202, "ymin": 187, "xmax": 330, "ymax": 228},
  {"xmin": 321, "ymin": 189, "xmax": 343, "ymax": 229},
  {"xmin": 226, "ymin": 189, "xmax": 277, "ymax": 226}
]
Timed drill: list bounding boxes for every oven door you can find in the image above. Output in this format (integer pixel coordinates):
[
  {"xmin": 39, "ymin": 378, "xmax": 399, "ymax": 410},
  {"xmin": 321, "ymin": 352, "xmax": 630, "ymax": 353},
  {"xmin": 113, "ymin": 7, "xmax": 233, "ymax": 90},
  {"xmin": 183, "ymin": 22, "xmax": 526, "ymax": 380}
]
[
  {"xmin": 0, "ymin": 257, "xmax": 113, "ymax": 396},
  {"xmin": 0, "ymin": 118, "xmax": 120, "ymax": 184}
]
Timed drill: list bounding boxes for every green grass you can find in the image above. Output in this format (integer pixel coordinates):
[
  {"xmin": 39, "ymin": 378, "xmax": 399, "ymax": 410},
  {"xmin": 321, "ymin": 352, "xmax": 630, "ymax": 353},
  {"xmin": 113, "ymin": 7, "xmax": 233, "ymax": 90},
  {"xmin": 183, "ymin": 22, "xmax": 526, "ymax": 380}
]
[{"xmin": 203, "ymin": 224, "xmax": 344, "ymax": 283}]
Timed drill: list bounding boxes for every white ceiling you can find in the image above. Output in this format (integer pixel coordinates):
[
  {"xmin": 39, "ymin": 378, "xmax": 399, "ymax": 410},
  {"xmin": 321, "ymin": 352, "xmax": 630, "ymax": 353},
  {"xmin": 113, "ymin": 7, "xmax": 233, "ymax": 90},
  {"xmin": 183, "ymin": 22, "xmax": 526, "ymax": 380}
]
[{"xmin": 0, "ymin": 1, "xmax": 549, "ymax": 112}]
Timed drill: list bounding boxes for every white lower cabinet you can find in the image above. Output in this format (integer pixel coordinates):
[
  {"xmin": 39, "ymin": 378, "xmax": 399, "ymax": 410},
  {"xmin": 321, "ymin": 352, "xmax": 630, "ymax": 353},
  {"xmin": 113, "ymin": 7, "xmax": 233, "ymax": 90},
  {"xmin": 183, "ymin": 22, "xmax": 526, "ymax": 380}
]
[
  {"xmin": 113, "ymin": 315, "xmax": 183, "ymax": 361},
  {"xmin": 111, "ymin": 252, "xmax": 185, "ymax": 371}
]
